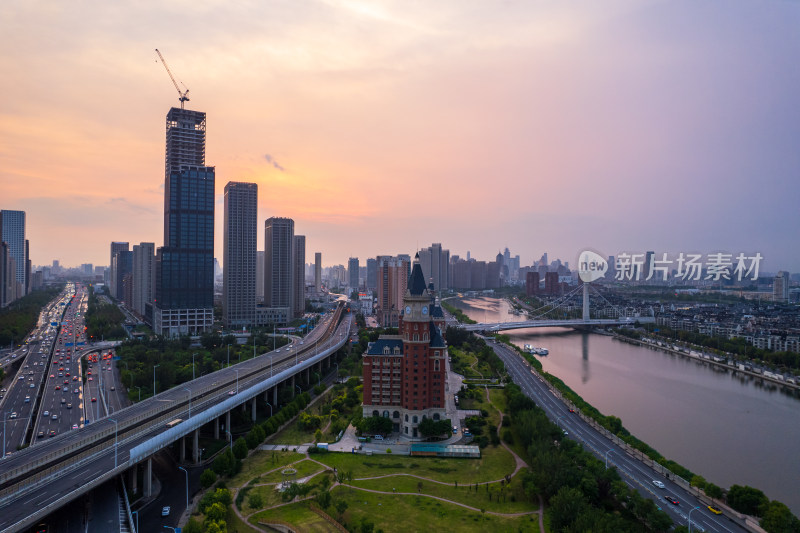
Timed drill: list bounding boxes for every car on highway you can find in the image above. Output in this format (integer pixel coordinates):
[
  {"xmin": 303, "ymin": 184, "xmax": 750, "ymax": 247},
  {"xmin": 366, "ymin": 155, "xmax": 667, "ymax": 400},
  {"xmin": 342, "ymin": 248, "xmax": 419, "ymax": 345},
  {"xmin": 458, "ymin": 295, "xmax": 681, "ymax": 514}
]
[
  {"xmin": 9, "ymin": 412, "xmax": 18, "ymax": 419},
  {"xmin": 74, "ymin": 388, "xmax": 79, "ymax": 393},
  {"xmin": 48, "ymin": 430, "xmax": 56, "ymax": 438},
  {"xmin": 43, "ymin": 411, "xmax": 49, "ymax": 417},
  {"xmin": 708, "ymin": 505, "xmax": 722, "ymax": 515},
  {"xmin": 51, "ymin": 414, "xmax": 58, "ymax": 420},
  {"xmin": 664, "ymin": 495, "xmax": 680, "ymax": 505},
  {"xmin": 228, "ymin": 390, "xmax": 235, "ymax": 396},
  {"xmin": 72, "ymin": 424, "xmax": 78, "ymax": 430},
  {"xmin": 91, "ymin": 397, "xmax": 96, "ymax": 402},
  {"xmin": 66, "ymin": 403, "xmax": 72, "ymax": 409},
  {"xmin": 161, "ymin": 506, "xmax": 170, "ymax": 517},
  {"xmin": 652, "ymin": 480, "xmax": 665, "ymax": 489},
  {"xmin": 38, "ymin": 431, "xmax": 44, "ymax": 439}
]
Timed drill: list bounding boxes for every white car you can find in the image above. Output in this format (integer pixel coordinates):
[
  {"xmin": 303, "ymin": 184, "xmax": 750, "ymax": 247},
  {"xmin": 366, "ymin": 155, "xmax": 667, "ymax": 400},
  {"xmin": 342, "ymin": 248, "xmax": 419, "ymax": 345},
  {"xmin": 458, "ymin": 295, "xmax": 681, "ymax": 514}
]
[
  {"xmin": 161, "ymin": 506, "xmax": 171, "ymax": 517},
  {"xmin": 652, "ymin": 480, "xmax": 665, "ymax": 489}
]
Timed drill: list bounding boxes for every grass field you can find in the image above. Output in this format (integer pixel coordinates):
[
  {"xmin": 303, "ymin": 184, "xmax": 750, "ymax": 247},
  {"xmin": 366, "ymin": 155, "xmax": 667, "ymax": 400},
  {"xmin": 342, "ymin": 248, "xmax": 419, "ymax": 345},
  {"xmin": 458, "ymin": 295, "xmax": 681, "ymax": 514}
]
[
  {"xmin": 326, "ymin": 485, "xmax": 540, "ymax": 533},
  {"xmin": 229, "ymin": 449, "xmax": 304, "ymax": 487},
  {"xmin": 249, "ymin": 502, "xmax": 340, "ymax": 532}
]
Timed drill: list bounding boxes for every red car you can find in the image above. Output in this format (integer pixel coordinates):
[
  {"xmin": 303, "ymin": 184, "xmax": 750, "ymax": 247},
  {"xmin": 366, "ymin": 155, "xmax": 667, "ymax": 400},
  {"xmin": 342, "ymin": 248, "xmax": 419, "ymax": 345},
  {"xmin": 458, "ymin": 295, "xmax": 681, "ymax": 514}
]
[{"xmin": 91, "ymin": 397, "xmax": 96, "ymax": 402}]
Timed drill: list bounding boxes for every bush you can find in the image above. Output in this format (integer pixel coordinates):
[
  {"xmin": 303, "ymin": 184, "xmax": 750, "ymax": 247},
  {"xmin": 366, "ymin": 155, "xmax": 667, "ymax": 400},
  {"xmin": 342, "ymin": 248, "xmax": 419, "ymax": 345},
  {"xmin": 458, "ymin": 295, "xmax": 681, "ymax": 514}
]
[
  {"xmin": 200, "ymin": 468, "xmax": 217, "ymax": 489},
  {"xmin": 477, "ymin": 436, "xmax": 489, "ymax": 448},
  {"xmin": 502, "ymin": 429, "xmax": 513, "ymax": 444}
]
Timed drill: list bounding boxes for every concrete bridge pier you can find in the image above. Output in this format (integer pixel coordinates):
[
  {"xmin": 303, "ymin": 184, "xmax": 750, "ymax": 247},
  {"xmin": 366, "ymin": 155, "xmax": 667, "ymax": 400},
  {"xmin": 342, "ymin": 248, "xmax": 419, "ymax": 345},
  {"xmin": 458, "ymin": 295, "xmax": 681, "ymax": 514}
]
[
  {"xmin": 179, "ymin": 436, "xmax": 186, "ymax": 462},
  {"xmin": 128, "ymin": 464, "xmax": 138, "ymax": 495},
  {"xmin": 193, "ymin": 429, "xmax": 200, "ymax": 464},
  {"xmin": 251, "ymin": 398, "xmax": 257, "ymax": 421},
  {"xmin": 273, "ymin": 386, "xmax": 278, "ymax": 406},
  {"xmin": 305, "ymin": 367, "xmax": 310, "ymax": 383},
  {"xmin": 291, "ymin": 375, "xmax": 295, "ymax": 391},
  {"xmin": 583, "ymin": 283, "xmax": 590, "ymax": 321},
  {"xmin": 214, "ymin": 416, "xmax": 220, "ymax": 439},
  {"xmin": 143, "ymin": 458, "xmax": 153, "ymax": 497}
]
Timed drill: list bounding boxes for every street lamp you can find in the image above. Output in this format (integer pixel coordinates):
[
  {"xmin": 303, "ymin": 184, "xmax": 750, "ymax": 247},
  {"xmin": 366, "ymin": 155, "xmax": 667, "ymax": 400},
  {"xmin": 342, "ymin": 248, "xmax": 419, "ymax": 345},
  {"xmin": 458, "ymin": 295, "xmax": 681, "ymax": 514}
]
[
  {"xmin": 688, "ymin": 506, "xmax": 701, "ymax": 533},
  {"xmin": 265, "ymin": 402, "xmax": 273, "ymax": 418},
  {"xmin": 178, "ymin": 466, "xmax": 189, "ymax": 510},
  {"xmin": 226, "ymin": 430, "xmax": 233, "ymax": 450},
  {"xmin": 109, "ymin": 418, "xmax": 119, "ymax": 469},
  {"xmin": 235, "ymin": 369, "xmax": 239, "ymax": 393},
  {"xmin": 2, "ymin": 411, "xmax": 7, "ymax": 459},
  {"xmin": 153, "ymin": 364, "xmax": 160, "ymax": 396},
  {"xmin": 295, "ymin": 384, "xmax": 301, "ymax": 395},
  {"xmin": 131, "ymin": 510, "xmax": 138, "ymax": 533},
  {"xmin": 135, "ymin": 386, "xmax": 142, "ymax": 402},
  {"xmin": 604, "ymin": 449, "xmax": 614, "ymax": 469},
  {"xmin": 163, "ymin": 527, "xmax": 177, "ymax": 532},
  {"xmin": 183, "ymin": 388, "xmax": 192, "ymax": 417}
]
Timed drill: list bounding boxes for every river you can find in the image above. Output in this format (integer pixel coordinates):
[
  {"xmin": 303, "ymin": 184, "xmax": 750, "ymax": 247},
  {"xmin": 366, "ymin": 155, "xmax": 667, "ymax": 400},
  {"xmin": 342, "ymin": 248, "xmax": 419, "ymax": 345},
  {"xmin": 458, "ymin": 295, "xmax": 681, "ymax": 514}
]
[{"xmin": 449, "ymin": 296, "xmax": 800, "ymax": 515}]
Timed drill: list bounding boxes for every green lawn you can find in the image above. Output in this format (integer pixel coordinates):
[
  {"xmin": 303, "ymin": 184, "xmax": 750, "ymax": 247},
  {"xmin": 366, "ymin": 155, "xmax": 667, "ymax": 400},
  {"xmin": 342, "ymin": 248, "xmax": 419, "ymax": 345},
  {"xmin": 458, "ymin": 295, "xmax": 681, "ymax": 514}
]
[
  {"xmin": 350, "ymin": 472, "xmax": 537, "ymax": 513},
  {"xmin": 259, "ymin": 458, "xmax": 328, "ymax": 484},
  {"xmin": 328, "ymin": 485, "xmax": 541, "ymax": 533},
  {"xmin": 268, "ymin": 415, "xmax": 331, "ymax": 445},
  {"xmin": 249, "ymin": 502, "xmax": 339, "ymax": 532},
  {"xmin": 229, "ymin": 449, "xmax": 304, "ymax": 488}
]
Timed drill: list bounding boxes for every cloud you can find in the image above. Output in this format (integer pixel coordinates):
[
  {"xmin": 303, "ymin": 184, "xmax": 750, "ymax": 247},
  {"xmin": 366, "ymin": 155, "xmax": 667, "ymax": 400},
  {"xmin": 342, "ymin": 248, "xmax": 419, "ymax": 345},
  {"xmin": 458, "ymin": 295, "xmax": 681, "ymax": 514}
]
[{"xmin": 264, "ymin": 154, "xmax": 285, "ymax": 172}]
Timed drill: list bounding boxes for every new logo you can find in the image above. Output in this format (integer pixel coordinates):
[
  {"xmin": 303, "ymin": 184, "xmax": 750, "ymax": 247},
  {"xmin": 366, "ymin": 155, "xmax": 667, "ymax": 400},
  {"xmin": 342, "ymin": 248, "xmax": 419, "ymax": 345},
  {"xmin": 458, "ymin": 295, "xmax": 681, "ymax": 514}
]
[{"xmin": 578, "ymin": 250, "xmax": 608, "ymax": 283}]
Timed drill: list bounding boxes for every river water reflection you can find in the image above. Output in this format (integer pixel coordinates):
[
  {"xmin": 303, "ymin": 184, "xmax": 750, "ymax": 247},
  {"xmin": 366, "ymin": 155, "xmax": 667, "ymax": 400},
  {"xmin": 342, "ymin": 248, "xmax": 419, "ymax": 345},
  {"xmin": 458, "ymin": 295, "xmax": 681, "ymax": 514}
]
[{"xmin": 450, "ymin": 296, "xmax": 800, "ymax": 515}]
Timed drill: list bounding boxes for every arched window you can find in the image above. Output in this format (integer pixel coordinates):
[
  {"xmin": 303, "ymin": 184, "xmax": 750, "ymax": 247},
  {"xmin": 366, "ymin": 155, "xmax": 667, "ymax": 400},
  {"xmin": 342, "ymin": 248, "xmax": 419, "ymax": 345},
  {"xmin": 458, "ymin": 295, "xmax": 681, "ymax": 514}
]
[
  {"xmin": 405, "ymin": 414, "xmax": 409, "ymax": 422},
  {"xmin": 413, "ymin": 334, "xmax": 419, "ymax": 341},
  {"xmin": 393, "ymin": 411, "xmax": 400, "ymax": 419},
  {"xmin": 433, "ymin": 413, "xmax": 440, "ymax": 421},
  {"xmin": 372, "ymin": 410, "xmax": 379, "ymax": 417},
  {"xmin": 412, "ymin": 415, "xmax": 418, "ymax": 424},
  {"xmin": 422, "ymin": 415, "xmax": 427, "ymax": 420},
  {"xmin": 383, "ymin": 410, "xmax": 389, "ymax": 418}
]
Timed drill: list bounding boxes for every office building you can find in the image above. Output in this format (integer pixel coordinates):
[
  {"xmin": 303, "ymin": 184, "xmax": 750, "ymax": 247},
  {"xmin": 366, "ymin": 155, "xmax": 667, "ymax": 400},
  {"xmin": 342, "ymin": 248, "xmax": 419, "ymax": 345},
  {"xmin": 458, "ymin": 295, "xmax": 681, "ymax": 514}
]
[
  {"xmin": 111, "ymin": 248, "xmax": 132, "ymax": 303},
  {"xmin": 109, "ymin": 242, "xmax": 130, "ymax": 299},
  {"xmin": 314, "ymin": 252, "xmax": 322, "ymax": 294},
  {"xmin": 774, "ymin": 271, "xmax": 790, "ymax": 303},
  {"xmin": 223, "ymin": 182, "xmax": 258, "ymax": 328},
  {"xmin": 293, "ymin": 234, "xmax": 305, "ymax": 318},
  {"xmin": 526, "ymin": 271, "xmax": 540, "ymax": 296},
  {"xmin": 154, "ymin": 106, "xmax": 214, "ymax": 335},
  {"xmin": 348, "ymin": 257, "xmax": 359, "ymax": 291},
  {"xmin": 264, "ymin": 217, "xmax": 294, "ymax": 311},
  {"xmin": 376, "ymin": 255, "xmax": 409, "ymax": 327},
  {"xmin": 419, "ymin": 243, "xmax": 449, "ymax": 291},
  {"xmin": 362, "ymin": 254, "xmax": 448, "ymax": 438},
  {"xmin": 366, "ymin": 258, "xmax": 377, "ymax": 291},
  {"xmin": 256, "ymin": 251, "xmax": 265, "ymax": 303},
  {"xmin": 132, "ymin": 242, "xmax": 155, "ymax": 319},
  {"xmin": 1, "ymin": 210, "xmax": 26, "ymax": 302}
]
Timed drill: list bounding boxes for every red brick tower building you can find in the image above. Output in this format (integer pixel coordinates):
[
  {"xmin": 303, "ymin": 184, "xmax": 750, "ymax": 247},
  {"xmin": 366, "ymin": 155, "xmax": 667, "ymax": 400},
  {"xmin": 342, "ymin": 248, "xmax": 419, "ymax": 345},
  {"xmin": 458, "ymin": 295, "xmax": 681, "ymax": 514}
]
[{"xmin": 362, "ymin": 254, "xmax": 448, "ymax": 438}]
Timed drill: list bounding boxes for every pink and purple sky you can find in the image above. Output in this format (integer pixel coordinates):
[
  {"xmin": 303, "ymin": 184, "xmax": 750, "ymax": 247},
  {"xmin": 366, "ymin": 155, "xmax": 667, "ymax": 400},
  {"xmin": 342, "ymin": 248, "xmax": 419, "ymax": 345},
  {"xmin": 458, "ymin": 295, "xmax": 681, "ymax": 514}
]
[{"xmin": 2, "ymin": 1, "xmax": 799, "ymax": 271}]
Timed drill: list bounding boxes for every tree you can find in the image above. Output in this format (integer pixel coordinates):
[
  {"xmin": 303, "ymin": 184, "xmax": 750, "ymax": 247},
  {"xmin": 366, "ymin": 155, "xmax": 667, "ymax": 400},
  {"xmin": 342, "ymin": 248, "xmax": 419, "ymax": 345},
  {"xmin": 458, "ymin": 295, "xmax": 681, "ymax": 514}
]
[
  {"xmin": 705, "ymin": 482, "xmax": 723, "ymax": 499},
  {"xmin": 206, "ymin": 502, "xmax": 227, "ymax": 522},
  {"xmin": 336, "ymin": 499, "xmax": 348, "ymax": 517},
  {"xmin": 182, "ymin": 518, "xmax": 203, "ymax": 533},
  {"xmin": 233, "ymin": 437, "xmax": 248, "ymax": 460},
  {"xmin": 728, "ymin": 485, "xmax": 769, "ymax": 516},
  {"xmin": 248, "ymin": 492, "xmax": 263, "ymax": 510},
  {"xmin": 760, "ymin": 500, "xmax": 800, "ymax": 533},
  {"xmin": 316, "ymin": 490, "xmax": 332, "ymax": 510},
  {"xmin": 200, "ymin": 468, "xmax": 217, "ymax": 489},
  {"xmin": 548, "ymin": 486, "xmax": 588, "ymax": 531}
]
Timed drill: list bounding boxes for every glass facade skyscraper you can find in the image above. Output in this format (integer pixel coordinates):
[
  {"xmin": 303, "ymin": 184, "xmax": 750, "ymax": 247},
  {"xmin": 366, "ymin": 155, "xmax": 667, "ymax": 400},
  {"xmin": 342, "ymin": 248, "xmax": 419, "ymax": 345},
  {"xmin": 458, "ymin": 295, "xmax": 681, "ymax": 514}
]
[{"xmin": 154, "ymin": 107, "xmax": 215, "ymax": 336}]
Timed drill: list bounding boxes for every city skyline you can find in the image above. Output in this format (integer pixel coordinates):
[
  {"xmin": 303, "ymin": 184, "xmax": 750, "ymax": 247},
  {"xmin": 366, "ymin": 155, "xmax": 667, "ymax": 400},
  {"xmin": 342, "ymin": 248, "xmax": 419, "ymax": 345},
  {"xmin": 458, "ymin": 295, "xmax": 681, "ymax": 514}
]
[{"xmin": 2, "ymin": 1, "xmax": 799, "ymax": 270}]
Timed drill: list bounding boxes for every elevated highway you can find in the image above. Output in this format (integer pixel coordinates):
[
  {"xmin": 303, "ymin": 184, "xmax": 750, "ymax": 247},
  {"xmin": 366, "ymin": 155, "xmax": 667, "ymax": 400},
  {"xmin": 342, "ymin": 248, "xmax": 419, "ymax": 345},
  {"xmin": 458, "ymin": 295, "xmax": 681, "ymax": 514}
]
[{"xmin": 0, "ymin": 302, "xmax": 351, "ymax": 533}]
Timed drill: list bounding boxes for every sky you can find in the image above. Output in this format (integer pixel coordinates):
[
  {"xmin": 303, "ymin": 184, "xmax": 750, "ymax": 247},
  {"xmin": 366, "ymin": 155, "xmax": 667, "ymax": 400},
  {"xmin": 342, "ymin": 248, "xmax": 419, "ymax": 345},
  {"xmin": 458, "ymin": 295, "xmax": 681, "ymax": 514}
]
[{"xmin": 2, "ymin": 0, "xmax": 799, "ymax": 272}]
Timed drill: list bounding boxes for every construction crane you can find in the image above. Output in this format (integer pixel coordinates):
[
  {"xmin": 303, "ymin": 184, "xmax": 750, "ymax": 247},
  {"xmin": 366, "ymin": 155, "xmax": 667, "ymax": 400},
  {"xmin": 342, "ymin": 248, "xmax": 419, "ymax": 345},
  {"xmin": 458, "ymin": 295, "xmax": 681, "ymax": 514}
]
[{"xmin": 155, "ymin": 48, "xmax": 190, "ymax": 109}]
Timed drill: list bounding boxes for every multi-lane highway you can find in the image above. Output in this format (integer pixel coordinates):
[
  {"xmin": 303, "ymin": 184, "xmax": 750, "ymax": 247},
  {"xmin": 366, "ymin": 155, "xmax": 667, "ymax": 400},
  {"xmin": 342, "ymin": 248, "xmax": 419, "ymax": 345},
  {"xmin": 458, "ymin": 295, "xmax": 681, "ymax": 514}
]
[
  {"xmin": 489, "ymin": 338, "xmax": 749, "ymax": 533},
  {"xmin": 0, "ymin": 302, "xmax": 350, "ymax": 533},
  {"xmin": 2, "ymin": 285, "xmax": 74, "ymax": 457}
]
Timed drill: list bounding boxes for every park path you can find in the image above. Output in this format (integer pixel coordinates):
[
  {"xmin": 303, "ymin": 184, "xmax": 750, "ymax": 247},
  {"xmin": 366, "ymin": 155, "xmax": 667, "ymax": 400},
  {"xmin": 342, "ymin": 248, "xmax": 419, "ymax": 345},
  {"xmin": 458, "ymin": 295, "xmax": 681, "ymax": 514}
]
[{"xmin": 486, "ymin": 386, "xmax": 545, "ymax": 533}]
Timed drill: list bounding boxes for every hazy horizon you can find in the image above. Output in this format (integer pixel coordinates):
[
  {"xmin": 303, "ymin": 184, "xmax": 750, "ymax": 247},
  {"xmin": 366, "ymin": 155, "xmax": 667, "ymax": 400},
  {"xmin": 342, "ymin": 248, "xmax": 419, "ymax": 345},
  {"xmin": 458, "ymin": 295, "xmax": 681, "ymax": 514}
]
[{"xmin": 2, "ymin": 1, "xmax": 799, "ymax": 271}]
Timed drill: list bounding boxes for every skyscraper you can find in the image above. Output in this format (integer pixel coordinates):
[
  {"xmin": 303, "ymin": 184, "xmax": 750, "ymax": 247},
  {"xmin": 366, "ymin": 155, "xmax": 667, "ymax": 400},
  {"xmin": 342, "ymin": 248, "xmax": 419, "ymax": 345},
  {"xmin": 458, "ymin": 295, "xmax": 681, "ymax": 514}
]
[
  {"xmin": 223, "ymin": 182, "xmax": 258, "ymax": 328},
  {"xmin": 293, "ymin": 235, "xmax": 306, "ymax": 318},
  {"xmin": 109, "ymin": 242, "xmax": 130, "ymax": 299},
  {"xmin": 366, "ymin": 258, "xmax": 377, "ymax": 291},
  {"xmin": 256, "ymin": 251, "xmax": 265, "ymax": 303},
  {"xmin": 314, "ymin": 252, "xmax": 322, "ymax": 294},
  {"xmin": 1, "ymin": 210, "xmax": 26, "ymax": 301},
  {"xmin": 132, "ymin": 242, "xmax": 155, "ymax": 319},
  {"xmin": 774, "ymin": 271, "xmax": 790, "ymax": 303},
  {"xmin": 348, "ymin": 257, "xmax": 359, "ymax": 291},
  {"xmin": 264, "ymin": 217, "xmax": 294, "ymax": 312},
  {"xmin": 154, "ymin": 106, "xmax": 214, "ymax": 336},
  {"xmin": 376, "ymin": 255, "xmax": 409, "ymax": 327}
]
